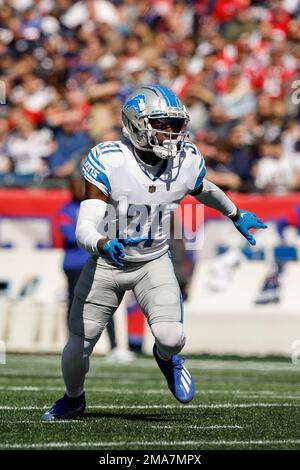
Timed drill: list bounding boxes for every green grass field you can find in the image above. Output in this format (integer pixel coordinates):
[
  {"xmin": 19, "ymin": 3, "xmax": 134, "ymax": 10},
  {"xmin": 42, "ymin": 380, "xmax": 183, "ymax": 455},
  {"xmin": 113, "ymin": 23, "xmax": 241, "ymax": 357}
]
[{"xmin": 0, "ymin": 353, "xmax": 300, "ymax": 450}]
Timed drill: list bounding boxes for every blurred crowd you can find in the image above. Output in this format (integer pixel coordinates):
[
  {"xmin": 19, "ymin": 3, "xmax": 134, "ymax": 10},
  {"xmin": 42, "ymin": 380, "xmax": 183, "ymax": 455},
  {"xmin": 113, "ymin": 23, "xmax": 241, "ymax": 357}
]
[{"xmin": 1, "ymin": 0, "xmax": 300, "ymax": 193}]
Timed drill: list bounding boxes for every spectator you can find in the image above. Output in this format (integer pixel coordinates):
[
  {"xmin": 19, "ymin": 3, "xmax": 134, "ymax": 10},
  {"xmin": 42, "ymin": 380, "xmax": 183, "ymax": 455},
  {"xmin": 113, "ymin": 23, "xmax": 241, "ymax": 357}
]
[
  {"xmin": 204, "ymin": 140, "xmax": 242, "ymax": 191},
  {"xmin": 7, "ymin": 108, "xmax": 54, "ymax": 182},
  {"xmin": 254, "ymin": 137, "xmax": 300, "ymax": 193},
  {"xmin": 0, "ymin": 115, "xmax": 11, "ymax": 176},
  {"xmin": 216, "ymin": 65, "xmax": 256, "ymax": 120},
  {"xmin": 0, "ymin": 0, "xmax": 299, "ymax": 194},
  {"xmin": 227, "ymin": 125, "xmax": 255, "ymax": 184},
  {"xmin": 47, "ymin": 122, "xmax": 92, "ymax": 178}
]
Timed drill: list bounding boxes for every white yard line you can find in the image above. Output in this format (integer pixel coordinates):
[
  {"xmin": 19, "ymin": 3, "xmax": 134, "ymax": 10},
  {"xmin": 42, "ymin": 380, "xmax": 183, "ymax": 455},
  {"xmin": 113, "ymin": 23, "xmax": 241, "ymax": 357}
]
[
  {"xmin": 0, "ymin": 422, "xmax": 244, "ymax": 428},
  {"xmin": 0, "ymin": 386, "xmax": 299, "ymax": 400},
  {"xmin": 5, "ymin": 357, "xmax": 297, "ymax": 370},
  {"xmin": 0, "ymin": 420, "xmax": 84, "ymax": 424},
  {"xmin": 123, "ymin": 359, "xmax": 300, "ymax": 372},
  {"xmin": 0, "ymin": 378, "xmax": 160, "ymax": 385},
  {"xmin": 2, "ymin": 358, "xmax": 300, "ymax": 374},
  {"xmin": 150, "ymin": 425, "xmax": 244, "ymax": 430},
  {"xmin": 0, "ymin": 403, "xmax": 299, "ymax": 411},
  {"xmin": 0, "ymin": 371, "xmax": 153, "ymax": 380},
  {"xmin": 0, "ymin": 439, "xmax": 300, "ymax": 449}
]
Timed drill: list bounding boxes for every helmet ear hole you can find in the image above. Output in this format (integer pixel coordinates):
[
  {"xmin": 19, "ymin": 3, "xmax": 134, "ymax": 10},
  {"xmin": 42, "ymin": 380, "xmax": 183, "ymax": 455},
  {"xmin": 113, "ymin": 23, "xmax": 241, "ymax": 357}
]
[
  {"xmin": 129, "ymin": 121, "xmax": 139, "ymax": 134},
  {"xmin": 137, "ymin": 133, "xmax": 148, "ymax": 147},
  {"xmin": 128, "ymin": 121, "xmax": 147, "ymax": 146}
]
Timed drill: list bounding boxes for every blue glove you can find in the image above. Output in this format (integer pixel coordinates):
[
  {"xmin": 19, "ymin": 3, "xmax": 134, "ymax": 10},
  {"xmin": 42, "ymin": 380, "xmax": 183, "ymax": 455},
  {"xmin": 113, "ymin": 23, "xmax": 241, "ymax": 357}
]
[
  {"xmin": 103, "ymin": 236, "xmax": 146, "ymax": 267},
  {"xmin": 232, "ymin": 209, "xmax": 268, "ymax": 246}
]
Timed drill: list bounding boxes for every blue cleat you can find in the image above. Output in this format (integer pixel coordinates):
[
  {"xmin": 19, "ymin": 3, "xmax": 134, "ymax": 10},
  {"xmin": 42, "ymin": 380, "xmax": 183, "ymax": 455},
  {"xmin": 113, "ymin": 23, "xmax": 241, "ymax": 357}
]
[
  {"xmin": 41, "ymin": 392, "xmax": 86, "ymax": 421},
  {"xmin": 153, "ymin": 344, "xmax": 194, "ymax": 403}
]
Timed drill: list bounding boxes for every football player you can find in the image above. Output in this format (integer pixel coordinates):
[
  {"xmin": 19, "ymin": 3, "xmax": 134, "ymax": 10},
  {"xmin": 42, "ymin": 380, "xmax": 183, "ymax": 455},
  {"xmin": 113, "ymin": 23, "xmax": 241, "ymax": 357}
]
[{"xmin": 42, "ymin": 85, "xmax": 267, "ymax": 420}]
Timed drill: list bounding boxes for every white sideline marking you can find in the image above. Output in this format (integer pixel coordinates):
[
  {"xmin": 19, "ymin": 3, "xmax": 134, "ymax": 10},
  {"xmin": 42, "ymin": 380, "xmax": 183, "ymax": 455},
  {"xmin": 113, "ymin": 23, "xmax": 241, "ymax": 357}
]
[
  {"xmin": 0, "ymin": 421, "xmax": 244, "ymax": 428},
  {"xmin": 3, "ymin": 359, "xmax": 300, "ymax": 374},
  {"xmin": 3, "ymin": 356, "xmax": 295, "ymax": 368},
  {"xmin": 0, "ymin": 378, "xmax": 161, "ymax": 386},
  {"xmin": 134, "ymin": 359, "xmax": 300, "ymax": 372},
  {"xmin": 0, "ymin": 403, "xmax": 299, "ymax": 411},
  {"xmin": 4, "ymin": 356, "xmax": 300, "ymax": 373},
  {"xmin": 0, "ymin": 420, "xmax": 83, "ymax": 424},
  {"xmin": 0, "ymin": 371, "xmax": 153, "ymax": 380},
  {"xmin": 1, "ymin": 439, "xmax": 300, "ymax": 449},
  {"xmin": 1, "ymin": 386, "xmax": 300, "ymax": 400},
  {"xmin": 151, "ymin": 425, "xmax": 244, "ymax": 430}
]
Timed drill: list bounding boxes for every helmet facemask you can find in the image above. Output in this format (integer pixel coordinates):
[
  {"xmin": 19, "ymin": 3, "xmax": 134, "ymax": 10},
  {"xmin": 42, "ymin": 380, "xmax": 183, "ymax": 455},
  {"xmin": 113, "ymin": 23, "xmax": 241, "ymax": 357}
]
[
  {"xmin": 122, "ymin": 113, "xmax": 189, "ymax": 159},
  {"xmin": 146, "ymin": 117, "xmax": 189, "ymax": 159}
]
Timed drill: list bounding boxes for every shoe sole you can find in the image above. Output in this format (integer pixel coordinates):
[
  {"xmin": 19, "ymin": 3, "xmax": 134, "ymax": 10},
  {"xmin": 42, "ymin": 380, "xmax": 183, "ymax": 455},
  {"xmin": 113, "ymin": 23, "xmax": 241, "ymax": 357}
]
[{"xmin": 41, "ymin": 405, "xmax": 85, "ymax": 421}]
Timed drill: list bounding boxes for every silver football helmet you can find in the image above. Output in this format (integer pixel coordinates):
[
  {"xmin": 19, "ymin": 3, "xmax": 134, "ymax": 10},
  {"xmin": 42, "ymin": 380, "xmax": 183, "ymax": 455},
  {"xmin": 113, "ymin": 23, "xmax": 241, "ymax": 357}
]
[{"xmin": 122, "ymin": 85, "xmax": 189, "ymax": 159}]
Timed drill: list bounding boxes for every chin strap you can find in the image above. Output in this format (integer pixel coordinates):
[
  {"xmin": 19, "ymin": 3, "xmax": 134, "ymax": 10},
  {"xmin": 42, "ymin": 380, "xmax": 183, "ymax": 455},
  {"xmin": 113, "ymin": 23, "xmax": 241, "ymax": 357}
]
[
  {"xmin": 153, "ymin": 140, "xmax": 178, "ymax": 159},
  {"xmin": 124, "ymin": 124, "xmax": 181, "ymax": 159}
]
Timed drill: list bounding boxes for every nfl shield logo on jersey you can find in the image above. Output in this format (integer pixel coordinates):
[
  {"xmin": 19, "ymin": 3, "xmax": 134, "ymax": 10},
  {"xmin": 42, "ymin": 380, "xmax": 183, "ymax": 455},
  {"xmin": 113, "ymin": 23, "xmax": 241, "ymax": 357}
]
[{"xmin": 149, "ymin": 185, "xmax": 156, "ymax": 193}]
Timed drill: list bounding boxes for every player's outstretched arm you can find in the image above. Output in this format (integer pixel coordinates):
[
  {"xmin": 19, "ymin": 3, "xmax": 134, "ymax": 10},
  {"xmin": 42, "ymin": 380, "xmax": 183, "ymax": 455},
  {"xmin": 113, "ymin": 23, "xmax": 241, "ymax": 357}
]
[
  {"xmin": 76, "ymin": 181, "xmax": 145, "ymax": 267},
  {"xmin": 190, "ymin": 179, "xmax": 267, "ymax": 245}
]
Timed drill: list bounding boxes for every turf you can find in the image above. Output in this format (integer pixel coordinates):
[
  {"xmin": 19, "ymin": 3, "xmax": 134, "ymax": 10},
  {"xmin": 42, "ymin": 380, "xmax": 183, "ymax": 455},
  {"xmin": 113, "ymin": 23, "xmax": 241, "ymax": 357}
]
[{"xmin": 0, "ymin": 353, "xmax": 300, "ymax": 450}]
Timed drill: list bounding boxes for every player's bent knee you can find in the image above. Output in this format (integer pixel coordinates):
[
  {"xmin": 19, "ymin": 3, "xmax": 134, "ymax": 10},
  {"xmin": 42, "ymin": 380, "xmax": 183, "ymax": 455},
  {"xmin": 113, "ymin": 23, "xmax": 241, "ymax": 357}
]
[
  {"xmin": 63, "ymin": 332, "xmax": 98, "ymax": 360},
  {"xmin": 83, "ymin": 318, "xmax": 104, "ymax": 340},
  {"xmin": 69, "ymin": 318, "xmax": 103, "ymax": 341},
  {"xmin": 69, "ymin": 295, "xmax": 109, "ymax": 341},
  {"xmin": 151, "ymin": 322, "xmax": 186, "ymax": 355},
  {"xmin": 157, "ymin": 332, "xmax": 185, "ymax": 351}
]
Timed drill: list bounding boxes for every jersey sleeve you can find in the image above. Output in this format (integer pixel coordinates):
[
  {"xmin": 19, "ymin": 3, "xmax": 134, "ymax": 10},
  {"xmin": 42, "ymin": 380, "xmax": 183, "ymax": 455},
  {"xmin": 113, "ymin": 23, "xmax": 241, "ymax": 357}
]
[
  {"xmin": 82, "ymin": 146, "xmax": 112, "ymax": 197},
  {"xmin": 184, "ymin": 143, "xmax": 207, "ymax": 193}
]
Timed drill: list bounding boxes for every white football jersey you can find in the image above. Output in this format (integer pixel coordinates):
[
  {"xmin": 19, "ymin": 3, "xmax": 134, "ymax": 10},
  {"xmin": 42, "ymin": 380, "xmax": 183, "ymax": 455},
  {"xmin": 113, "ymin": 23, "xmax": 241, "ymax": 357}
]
[{"xmin": 82, "ymin": 140, "xmax": 206, "ymax": 262}]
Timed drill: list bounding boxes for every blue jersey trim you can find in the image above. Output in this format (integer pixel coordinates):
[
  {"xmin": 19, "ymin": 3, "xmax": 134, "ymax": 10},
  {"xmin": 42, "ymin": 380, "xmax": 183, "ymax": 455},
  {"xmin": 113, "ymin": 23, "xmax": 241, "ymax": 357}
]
[
  {"xmin": 96, "ymin": 170, "xmax": 111, "ymax": 193},
  {"xmin": 179, "ymin": 291, "xmax": 184, "ymax": 323},
  {"xmin": 184, "ymin": 143, "xmax": 198, "ymax": 155},
  {"xmin": 193, "ymin": 160, "xmax": 206, "ymax": 191},
  {"xmin": 101, "ymin": 149, "xmax": 123, "ymax": 155},
  {"xmin": 88, "ymin": 151, "xmax": 106, "ymax": 171}
]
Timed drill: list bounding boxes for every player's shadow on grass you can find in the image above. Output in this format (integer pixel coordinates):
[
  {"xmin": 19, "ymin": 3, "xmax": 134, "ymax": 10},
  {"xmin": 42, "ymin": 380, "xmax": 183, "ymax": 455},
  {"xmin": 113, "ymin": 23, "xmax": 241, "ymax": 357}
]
[{"xmin": 84, "ymin": 411, "xmax": 188, "ymax": 422}]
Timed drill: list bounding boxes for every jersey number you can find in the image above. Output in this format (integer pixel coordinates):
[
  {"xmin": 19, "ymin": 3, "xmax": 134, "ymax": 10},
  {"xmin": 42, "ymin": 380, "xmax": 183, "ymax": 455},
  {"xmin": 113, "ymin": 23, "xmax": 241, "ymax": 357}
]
[{"xmin": 127, "ymin": 204, "xmax": 163, "ymax": 247}]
